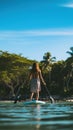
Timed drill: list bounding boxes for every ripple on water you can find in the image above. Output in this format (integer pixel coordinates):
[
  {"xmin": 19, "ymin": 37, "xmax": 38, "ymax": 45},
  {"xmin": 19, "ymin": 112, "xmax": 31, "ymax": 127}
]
[{"xmin": 0, "ymin": 101, "xmax": 73, "ymax": 130}]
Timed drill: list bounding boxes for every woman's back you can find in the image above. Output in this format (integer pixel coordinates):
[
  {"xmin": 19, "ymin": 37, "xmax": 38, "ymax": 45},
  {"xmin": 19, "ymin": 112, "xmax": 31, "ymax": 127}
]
[{"xmin": 30, "ymin": 70, "xmax": 40, "ymax": 79}]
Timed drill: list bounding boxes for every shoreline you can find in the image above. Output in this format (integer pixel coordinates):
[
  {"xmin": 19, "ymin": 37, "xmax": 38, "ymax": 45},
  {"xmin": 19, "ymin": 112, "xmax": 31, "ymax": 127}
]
[
  {"xmin": 66, "ymin": 99, "xmax": 73, "ymax": 102},
  {"xmin": 0, "ymin": 99, "xmax": 73, "ymax": 103}
]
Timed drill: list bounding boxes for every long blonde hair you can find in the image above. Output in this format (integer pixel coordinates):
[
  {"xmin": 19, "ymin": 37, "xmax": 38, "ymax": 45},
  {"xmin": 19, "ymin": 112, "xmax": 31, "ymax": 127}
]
[
  {"xmin": 29, "ymin": 62, "xmax": 45, "ymax": 84},
  {"xmin": 31, "ymin": 62, "xmax": 40, "ymax": 72},
  {"xmin": 29, "ymin": 63, "xmax": 41, "ymax": 79}
]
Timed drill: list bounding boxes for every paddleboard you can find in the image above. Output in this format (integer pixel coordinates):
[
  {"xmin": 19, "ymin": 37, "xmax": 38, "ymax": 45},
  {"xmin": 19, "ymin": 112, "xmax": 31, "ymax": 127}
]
[{"xmin": 23, "ymin": 100, "xmax": 46, "ymax": 105}]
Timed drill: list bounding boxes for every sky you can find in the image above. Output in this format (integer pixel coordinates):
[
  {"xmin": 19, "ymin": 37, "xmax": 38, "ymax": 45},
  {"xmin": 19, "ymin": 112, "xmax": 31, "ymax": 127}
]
[{"xmin": 0, "ymin": 0, "xmax": 73, "ymax": 61}]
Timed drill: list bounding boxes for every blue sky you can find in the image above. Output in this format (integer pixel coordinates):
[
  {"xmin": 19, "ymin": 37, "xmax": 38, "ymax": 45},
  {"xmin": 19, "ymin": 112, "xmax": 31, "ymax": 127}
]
[{"xmin": 0, "ymin": 0, "xmax": 73, "ymax": 61}]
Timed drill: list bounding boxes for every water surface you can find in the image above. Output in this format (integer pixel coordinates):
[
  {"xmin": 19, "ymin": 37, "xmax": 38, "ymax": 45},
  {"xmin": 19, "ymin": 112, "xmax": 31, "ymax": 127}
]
[{"xmin": 0, "ymin": 101, "xmax": 73, "ymax": 130}]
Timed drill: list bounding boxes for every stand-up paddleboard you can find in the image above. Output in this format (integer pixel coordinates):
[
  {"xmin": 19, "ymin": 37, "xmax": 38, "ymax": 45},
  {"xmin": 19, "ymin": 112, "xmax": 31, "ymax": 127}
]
[{"xmin": 23, "ymin": 100, "xmax": 46, "ymax": 105}]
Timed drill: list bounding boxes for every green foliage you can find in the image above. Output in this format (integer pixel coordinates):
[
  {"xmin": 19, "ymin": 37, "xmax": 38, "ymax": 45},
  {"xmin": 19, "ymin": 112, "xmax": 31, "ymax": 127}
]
[
  {"xmin": 0, "ymin": 50, "xmax": 35, "ymax": 98},
  {"xmin": 0, "ymin": 48, "xmax": 73, "ymax": 99}
]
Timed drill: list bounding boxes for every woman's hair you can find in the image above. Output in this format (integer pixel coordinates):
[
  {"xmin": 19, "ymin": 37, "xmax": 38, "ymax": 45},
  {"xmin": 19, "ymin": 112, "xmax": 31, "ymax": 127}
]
[{"xmin": 31, "ymin": 62, "xmax": 40, "ymax": 72}]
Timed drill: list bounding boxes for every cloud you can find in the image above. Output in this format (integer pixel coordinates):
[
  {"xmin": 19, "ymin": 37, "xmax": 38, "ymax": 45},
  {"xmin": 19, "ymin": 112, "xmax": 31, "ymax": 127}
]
[
  {"xmin": 63, "ymin": 4, "xmax": 73, "ymax": 8},
  {"xmin": 60, "ymin": 1, "xmax": 73, "ymax": 8},
  {"xmin": 0, "ymin": 29, "xmax": 73, "ymax": 40}
]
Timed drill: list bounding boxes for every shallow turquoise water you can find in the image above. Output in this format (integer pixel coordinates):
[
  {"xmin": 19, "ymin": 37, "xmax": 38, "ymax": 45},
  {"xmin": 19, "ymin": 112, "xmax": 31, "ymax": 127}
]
[{"xmin": 0, "ymin": 101, "xmax": 73, "ymax": 130}]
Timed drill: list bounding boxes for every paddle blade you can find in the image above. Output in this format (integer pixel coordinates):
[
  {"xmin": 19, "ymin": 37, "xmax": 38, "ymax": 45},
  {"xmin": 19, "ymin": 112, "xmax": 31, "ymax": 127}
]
[{"xmin": 50, "ymin": 96, "xmax": 55, "ymax": 103}]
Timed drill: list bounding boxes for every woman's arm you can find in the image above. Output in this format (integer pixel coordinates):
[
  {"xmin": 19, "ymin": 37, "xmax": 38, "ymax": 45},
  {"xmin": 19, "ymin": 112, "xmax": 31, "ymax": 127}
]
[
  {"xmin": 29, "ymin": 72, "xmax": 32, "ymax": 80},
  {"xmin": 39, "ymin": 71, "xmax": 46, "ymax": 86}
]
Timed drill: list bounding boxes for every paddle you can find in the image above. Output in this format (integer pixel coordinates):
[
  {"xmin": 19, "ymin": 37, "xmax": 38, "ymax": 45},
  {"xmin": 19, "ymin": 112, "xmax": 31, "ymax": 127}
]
[
  {"xmin": 44, "ymin": 86, "xmax": 55, "ymax": 103},
  {"xmin": 14, "ymin": 87, "xmax": 21, "ymax": 104},
  {"xmin": 14, "ymin": 80, "xmax": 26, "ymax": 104}
]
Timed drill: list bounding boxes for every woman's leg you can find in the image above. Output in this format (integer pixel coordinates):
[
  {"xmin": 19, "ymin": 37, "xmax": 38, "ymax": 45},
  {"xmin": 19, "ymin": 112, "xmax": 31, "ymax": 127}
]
[
  {"xmin": 36, "ymin": 91, "xmax": 39, "ymax": 100},
  {"xmin": 30, "ymin": 92, "xmax": 34, "ymax": 100}
]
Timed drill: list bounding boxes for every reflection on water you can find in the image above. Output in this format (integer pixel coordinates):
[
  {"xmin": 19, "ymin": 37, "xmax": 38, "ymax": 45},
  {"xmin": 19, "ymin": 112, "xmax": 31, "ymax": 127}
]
[{"xmin": 0, "ymin": 101, "xmax": 73, "ymax": 130}]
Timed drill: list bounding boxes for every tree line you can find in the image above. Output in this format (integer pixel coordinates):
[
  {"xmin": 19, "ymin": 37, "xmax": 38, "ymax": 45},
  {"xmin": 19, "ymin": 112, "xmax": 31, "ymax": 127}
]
[{"xmin": 0, "ymin": 47, "xmax": 73, "ymax": 100}]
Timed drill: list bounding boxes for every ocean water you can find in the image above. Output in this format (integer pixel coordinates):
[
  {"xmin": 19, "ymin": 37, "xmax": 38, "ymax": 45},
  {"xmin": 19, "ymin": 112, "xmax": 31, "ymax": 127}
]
[{"xmin": 0, "ymin": 101, "xmax": 73, "ymax": 130}]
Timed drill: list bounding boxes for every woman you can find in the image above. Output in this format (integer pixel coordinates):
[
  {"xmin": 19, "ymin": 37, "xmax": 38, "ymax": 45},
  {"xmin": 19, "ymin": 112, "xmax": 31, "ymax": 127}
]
[{"xmin": 29, "ymin": 62, "xmax": 46, "ymax": 100}]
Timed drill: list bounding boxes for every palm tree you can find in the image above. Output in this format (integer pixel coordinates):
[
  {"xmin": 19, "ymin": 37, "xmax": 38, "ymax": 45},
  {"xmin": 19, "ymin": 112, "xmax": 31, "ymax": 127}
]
[
  {"xmin": 65, "ymin": 47, "xmax": 73, "ymax": 92},
  {"xmin": 66, "ymin": 47, "xmax": 73, "ymax": 57},
  {"xmin": 41, "ymin": 52, "xmax": 56, "ymax": 69},
  {"xmin": 41, "ymin": 52, "xmax": 56, "ymax": 82}
]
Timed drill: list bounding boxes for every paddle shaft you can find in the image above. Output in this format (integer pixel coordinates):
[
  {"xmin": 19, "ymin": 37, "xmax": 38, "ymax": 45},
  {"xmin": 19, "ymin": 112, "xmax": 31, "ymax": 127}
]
[
  {"xmin": 14, "ymin": 87, "xmax": 21, "ymax": 104},
  {"xmin": 44, "ymin": 86, "xmax": 54, "ymax": 103}
]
